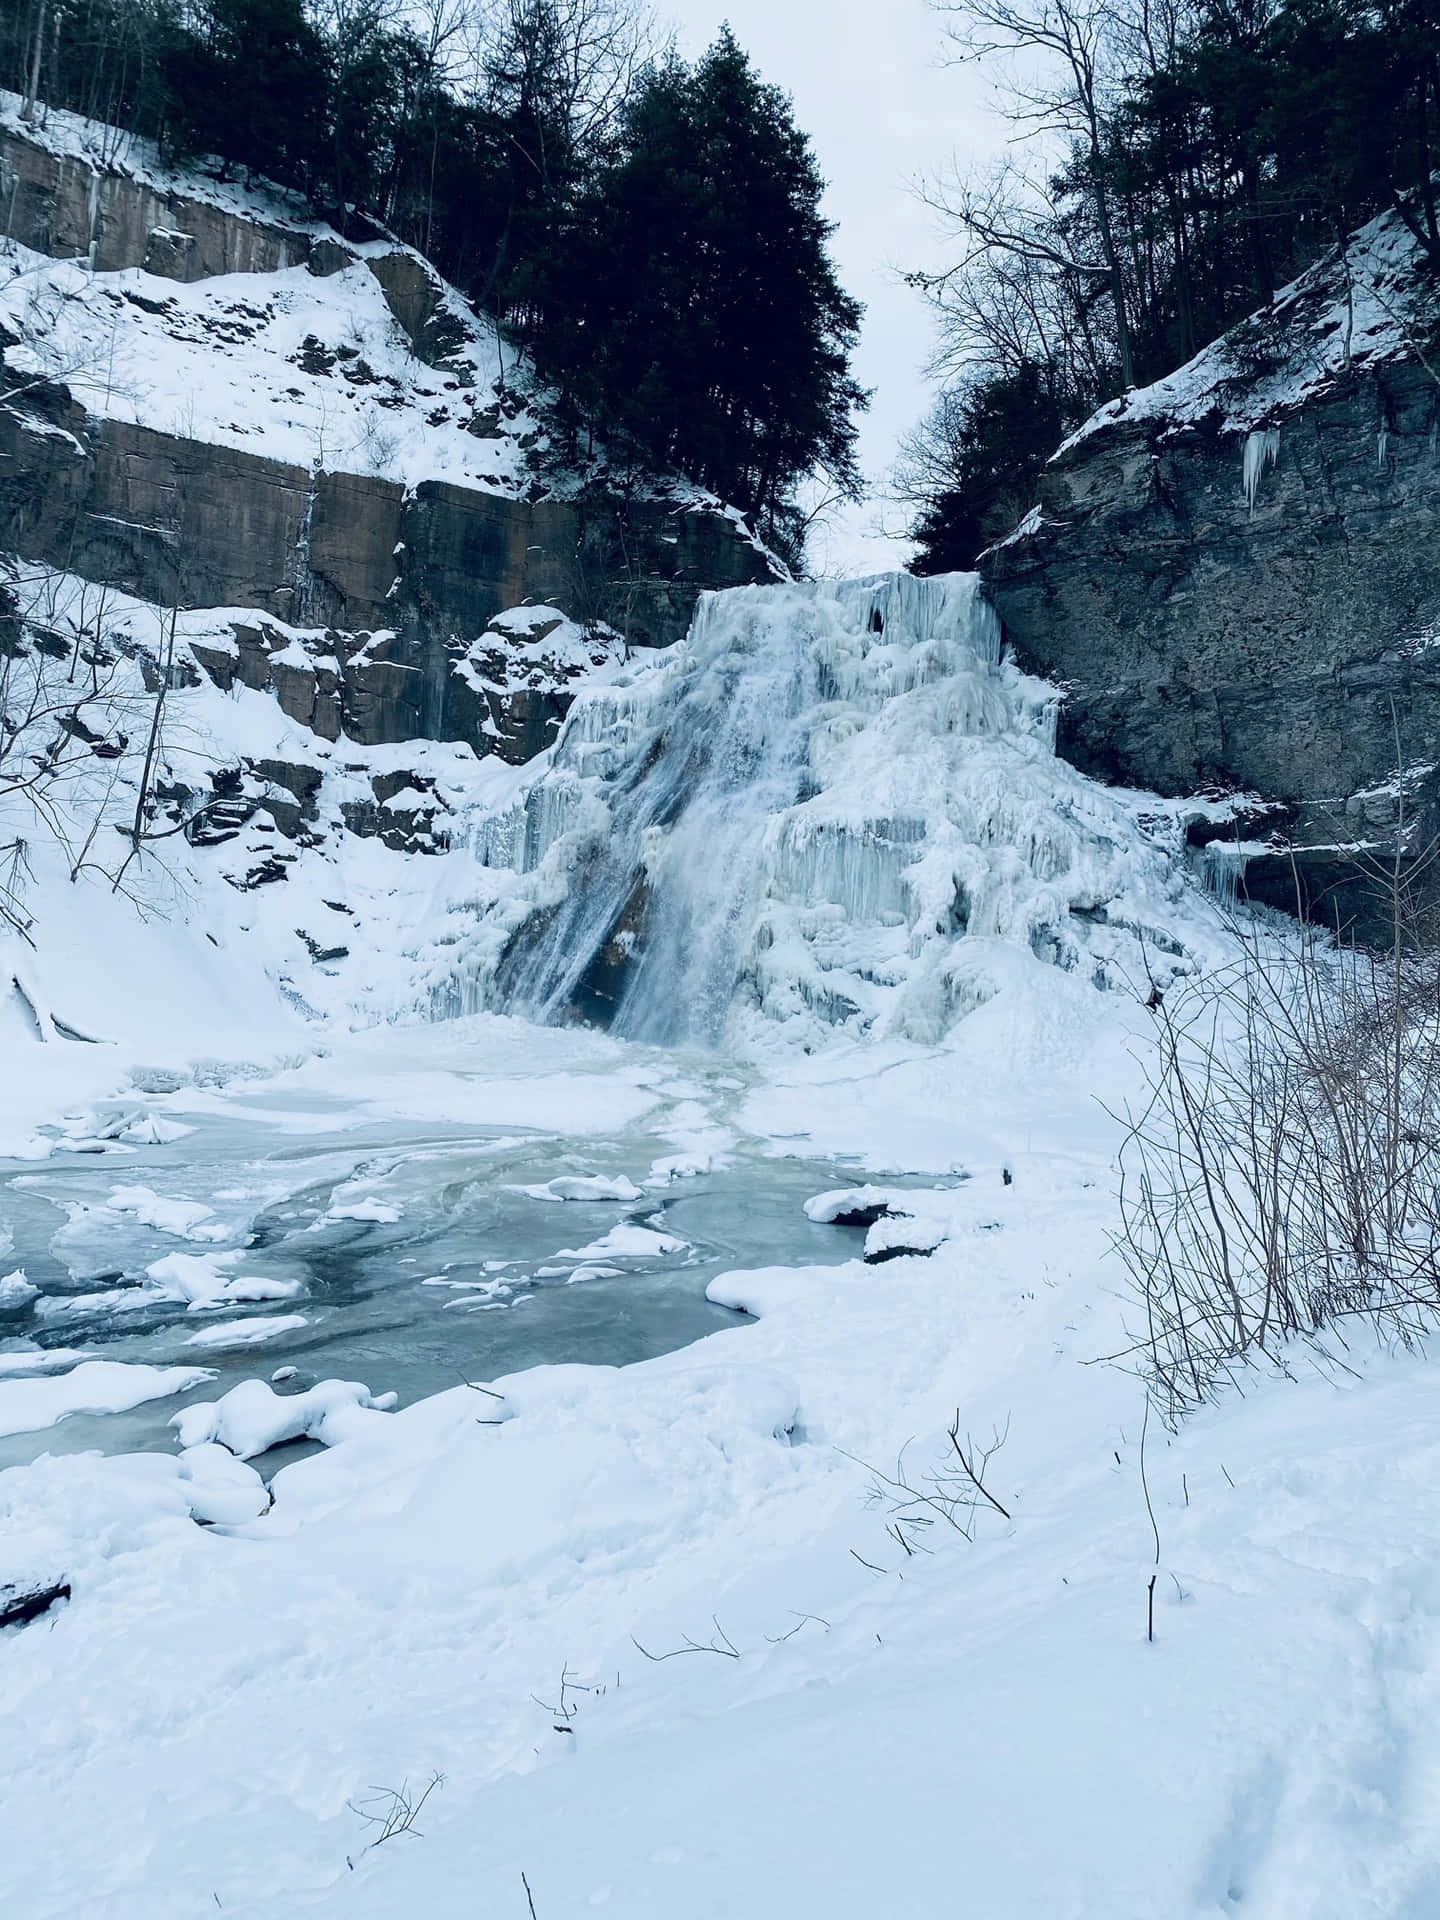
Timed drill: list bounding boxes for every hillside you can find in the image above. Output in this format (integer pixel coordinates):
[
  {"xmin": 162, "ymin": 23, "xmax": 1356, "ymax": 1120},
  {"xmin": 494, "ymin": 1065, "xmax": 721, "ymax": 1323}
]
[{"xmin": 0, "ymin": 93, "xmax": 775, "ymax": 754}]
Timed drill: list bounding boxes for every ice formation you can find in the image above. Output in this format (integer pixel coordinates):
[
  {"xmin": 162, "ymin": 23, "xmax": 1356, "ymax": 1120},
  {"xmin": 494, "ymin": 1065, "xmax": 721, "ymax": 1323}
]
[
  {"xmin": 422, "ymin": 571, "xmax": 1199, "ymax": 1049},
  {"xmin": 1243, "ymin": 427, "xmax": 1281, "ymax": 512}
]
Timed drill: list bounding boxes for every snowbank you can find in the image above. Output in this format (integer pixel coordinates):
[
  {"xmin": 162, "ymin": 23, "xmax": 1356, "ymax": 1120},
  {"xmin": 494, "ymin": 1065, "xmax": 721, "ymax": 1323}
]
[{"xmin": 172, "ymin": 1377, "xmax": 398, "ymax": 1458}]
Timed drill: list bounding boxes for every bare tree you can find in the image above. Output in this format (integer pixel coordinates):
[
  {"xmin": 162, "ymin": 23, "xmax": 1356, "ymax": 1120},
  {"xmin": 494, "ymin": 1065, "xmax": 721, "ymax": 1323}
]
[{"xmin": 933, "ymin": 0, "xmax": 1137, "ymax": 386}]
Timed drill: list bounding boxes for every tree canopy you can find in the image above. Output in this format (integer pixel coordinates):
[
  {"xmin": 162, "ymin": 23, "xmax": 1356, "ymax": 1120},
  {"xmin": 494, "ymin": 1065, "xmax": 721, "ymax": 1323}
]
[
  {"xmin": 523, "ymin": 29, "xmax": 865, "ymax": 539},
  {"xmin": 903, "ymin": 0, "xmax": 1440, "ymax": 572}
]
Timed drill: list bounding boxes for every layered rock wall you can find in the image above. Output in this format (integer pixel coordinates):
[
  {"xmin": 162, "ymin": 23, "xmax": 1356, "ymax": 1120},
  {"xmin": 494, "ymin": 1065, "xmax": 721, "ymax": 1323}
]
[
  {"xmin": 980, "ymin": 210, "xmax": 1440, "ymax": 931},
  {"xmin": 0, "ymin": 111, "xmax": 774, "ymax": 765}
]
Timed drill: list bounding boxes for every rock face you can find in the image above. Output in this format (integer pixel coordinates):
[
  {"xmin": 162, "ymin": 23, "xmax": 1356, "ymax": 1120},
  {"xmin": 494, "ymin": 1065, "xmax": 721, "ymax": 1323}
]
[
  {"xmin": 980, "ymin": 204, "xmax": 1440, "ymax": 933},
  {"xmin": 0, "ymin": 118, "xmax": 318, "ymax": 278},
  {"xmin": 0, "ymin": 394, "xmax": 765, "ymax": 710},
  {"xmin": 0, "ymin": 112, "xmax": 775, "ymax": 764}
]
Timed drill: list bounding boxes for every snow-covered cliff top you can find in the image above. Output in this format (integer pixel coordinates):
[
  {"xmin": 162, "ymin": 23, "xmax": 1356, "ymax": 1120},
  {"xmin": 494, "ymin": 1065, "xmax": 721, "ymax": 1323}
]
[
  {"xmin": 1060, "ymin": 196, "xmax": 1439, "ymax": 457},
  {"xmin": 0, "ymin": 90, "xmax": 762, "ymax": 530},
  {"xmin": 0, "ymin": 238, "xmax": 551, "ymax": 494}
]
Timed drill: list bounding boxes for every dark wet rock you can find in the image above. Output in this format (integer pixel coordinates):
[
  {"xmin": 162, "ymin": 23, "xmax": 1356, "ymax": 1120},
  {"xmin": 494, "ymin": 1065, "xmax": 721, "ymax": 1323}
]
[{"xmin": 0, "ymin": 1577, "xmax": 70, "ymax": 1631}]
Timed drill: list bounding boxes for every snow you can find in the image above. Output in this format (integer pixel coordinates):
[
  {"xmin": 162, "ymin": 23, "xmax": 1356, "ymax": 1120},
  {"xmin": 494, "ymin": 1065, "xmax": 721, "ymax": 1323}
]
[
  {"xmin": 1058, "ymin": 195, "xmax": 1438, "ymax": 458},
  {"xmin": 6, "ymin": 1004, "xmax": 1440, "ymax": 1916},
  {"xmin": 0, "ymin": 88, "xmax": 761, "ymax": 537},
  {"xmin": 145, "ymin": 1250, "xmax": 303, "ymax": 1310},
  {"xmin": 553, "ymin": 1223, "xmax": 690, "ymax": 1262},
  {"xmin": 172, "ymin": 1376, "xmax": 399, "ymax": 1459},
  {"xmin": 0, "ymin": 1346, "xmax": 93, "ymax": 1375},
  {"xmin": 0, "ymin": 547, "xmax": 1424, "ymax": 1916},
  {"xmin": 803, "ymin": 1183, "xmax": 918, "ymax": 1224},
  {"xmin": 175, "ymin": 1442, "xmax": 270, "ymax": 1525},
  {"xmin": 0, "ymin": 1270, "xmax": 39, "ymax": 1311},
  {"xmin": 106, "ymin": 1184, "xmax": 228, "ymax": 1240},
  {"xmin": 0, "ymin": 1358, "xmax": 215, "ymax": 1437},
  {"xmin": 323, "ymin": 1196, "xmax": 403, "ymax": 1223},
  {"xmin": 517, "ymin": 1173, "xmax": 644, "ymax": 1202}
]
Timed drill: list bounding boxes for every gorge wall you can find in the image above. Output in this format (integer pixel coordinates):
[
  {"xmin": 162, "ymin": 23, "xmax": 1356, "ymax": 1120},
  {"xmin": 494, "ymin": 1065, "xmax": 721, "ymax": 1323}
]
[
  {"xmin": 980, "ymin": 204, "xmax": 1440, "ymax": 933},
  {"xmin": 0, "ymin": 107, "xmax": 774, "ymax": 767}
]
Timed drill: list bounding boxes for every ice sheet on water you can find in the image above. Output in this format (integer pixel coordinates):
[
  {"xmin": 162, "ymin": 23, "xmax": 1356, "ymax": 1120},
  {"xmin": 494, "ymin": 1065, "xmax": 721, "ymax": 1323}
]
[
  {"xmin": 421, "ymin": 571, "xmax": 1202, "ymax": 1050},
  {"xmin": 514, "ymin": 1174, "xmax": 644, "ymax": 1203},
  {"xmin": 0, "ymin": 1360, "xmax": 217, "ymax": 1438}
]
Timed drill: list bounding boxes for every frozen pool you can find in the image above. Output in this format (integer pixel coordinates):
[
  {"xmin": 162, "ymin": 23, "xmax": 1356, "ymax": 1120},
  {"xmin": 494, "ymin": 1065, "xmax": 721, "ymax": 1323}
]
[{"xmin": 0, "ymin": 1073, "xmax": 952, "ymax": 1471}]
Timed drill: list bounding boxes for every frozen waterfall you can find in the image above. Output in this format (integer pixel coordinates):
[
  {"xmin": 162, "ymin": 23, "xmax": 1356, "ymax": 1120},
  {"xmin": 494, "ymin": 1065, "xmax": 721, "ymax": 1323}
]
[{"xmin": 425, "ymin": 571, "xmax": 1197, "ymax": 1049}]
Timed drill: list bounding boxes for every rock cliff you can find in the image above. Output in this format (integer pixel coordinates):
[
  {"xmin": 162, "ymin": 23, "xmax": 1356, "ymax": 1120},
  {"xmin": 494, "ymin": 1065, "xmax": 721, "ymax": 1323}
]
[
  {"xmin": 980, "ymin": 201, "xmax": 1440, "ymax": 933},
  {"xmin": 0, "ymin": 99, "xmax": 775, "ymax": 769}
]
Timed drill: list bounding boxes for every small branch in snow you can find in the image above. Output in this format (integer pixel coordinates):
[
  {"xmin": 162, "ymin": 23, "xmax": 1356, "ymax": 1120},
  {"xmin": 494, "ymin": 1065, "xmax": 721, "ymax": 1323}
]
[
  {"xmin": 842, "ymin": 1412, "xmax": 1013, "ymax": 1555},
  {"xmin": 946, "ymin": 1412, "xmax": 1013, "ymax": 1521},
  {"xmin": 630, "ymin": 1617, "xmax": 740, "ymax": 1662},
  {"xmin": 764, "ymin": 1611, "xmax": 831, "ymax": 1645},
  {"xmin": 849, "ymin": 1549, "xmax": 889, "ymax": 1576},
  {"xmin": 344, "ymin": 1772, "xmax": 444, "ymax": 1867},
  {"xmin": 531, "ymin": 1663, "xmax": 593, "ymax": 1732}
]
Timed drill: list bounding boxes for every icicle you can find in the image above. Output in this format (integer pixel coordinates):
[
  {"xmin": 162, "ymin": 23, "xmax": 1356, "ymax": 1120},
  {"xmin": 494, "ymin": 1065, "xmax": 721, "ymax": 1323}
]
[
  {"xmin": 1199, "ymin": 842, "xmax": 1249, "ymax": 906},
  {"xmin": 1242, "ymin": 428, "xmax": 1280, "ymax": 514}
]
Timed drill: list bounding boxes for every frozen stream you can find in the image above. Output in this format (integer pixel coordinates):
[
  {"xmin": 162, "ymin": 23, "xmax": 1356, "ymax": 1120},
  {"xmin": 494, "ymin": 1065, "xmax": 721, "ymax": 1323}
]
[{"xmin": 0, "ymin": 1056, "xmax": 948, "ymax": 1473}]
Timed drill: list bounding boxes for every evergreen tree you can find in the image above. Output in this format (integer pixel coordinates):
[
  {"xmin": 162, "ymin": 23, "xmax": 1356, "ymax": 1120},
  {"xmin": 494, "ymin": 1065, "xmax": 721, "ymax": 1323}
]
[
  {"xmin": 526, "ymin": 29, "xmax": 866, "ymax": 537},
  {"xmin": 163, "ymin": 0, "xmax": 328, "ymax": 187},
  {"xmin": 901, "ymin": 368, "xmax": 1064, "ymax": 574}
]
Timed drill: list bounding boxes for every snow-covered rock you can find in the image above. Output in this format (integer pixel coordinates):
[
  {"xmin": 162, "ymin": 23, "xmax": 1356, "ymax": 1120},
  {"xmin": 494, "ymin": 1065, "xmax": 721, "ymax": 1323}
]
[{"xmin": 172, "ymin": 1377, "xmax": 397, "ymax": 1458}]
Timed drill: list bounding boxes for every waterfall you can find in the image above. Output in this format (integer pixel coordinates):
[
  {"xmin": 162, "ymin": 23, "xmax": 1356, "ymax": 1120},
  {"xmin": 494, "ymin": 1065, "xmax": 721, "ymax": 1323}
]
[{"xmin": 427, "ymin": 571, "xmax": 1193, "ymax": 1049}]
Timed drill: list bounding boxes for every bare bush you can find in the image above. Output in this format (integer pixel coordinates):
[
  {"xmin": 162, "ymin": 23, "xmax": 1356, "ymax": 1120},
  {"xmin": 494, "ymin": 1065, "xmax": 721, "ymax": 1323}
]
[
  {"xmin": 843, "ymin": 1411, "xmax": 1013, "ymax": 1559},
  {"xmin": 1113, "ymin": 874, "xmax": 1440, "ymax": 1421}
]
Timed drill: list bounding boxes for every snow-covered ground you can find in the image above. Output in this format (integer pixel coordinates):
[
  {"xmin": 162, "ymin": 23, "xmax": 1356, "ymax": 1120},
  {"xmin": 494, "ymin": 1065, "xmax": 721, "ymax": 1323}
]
[
  {"xmin": 4, "ymin": 566, "xmax": 1434, "ymax": 1916},
  {"xmin": 4, "ymin": 993, "xmax": 1439, "ymax": 1917}
]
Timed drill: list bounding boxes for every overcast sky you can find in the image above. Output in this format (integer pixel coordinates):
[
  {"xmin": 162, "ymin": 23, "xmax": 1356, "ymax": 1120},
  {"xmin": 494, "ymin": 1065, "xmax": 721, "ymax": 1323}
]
[{"xmin": 667, "ymin": 0, "xmax": 1008, "ymax": 573}]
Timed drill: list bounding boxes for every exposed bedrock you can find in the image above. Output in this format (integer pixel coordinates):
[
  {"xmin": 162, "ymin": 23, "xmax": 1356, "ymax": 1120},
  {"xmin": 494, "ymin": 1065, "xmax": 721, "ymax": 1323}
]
[
  {"xmin": 0, "ymin": 120, "xmax": 319, "ymax": 280},
  {"xmin": 0, "ymin": 118, "xmax": 774, "ymax": 762},
  {"xmin": 981, "ymin": 355, "xmax": 1440, "ymax": 934}
]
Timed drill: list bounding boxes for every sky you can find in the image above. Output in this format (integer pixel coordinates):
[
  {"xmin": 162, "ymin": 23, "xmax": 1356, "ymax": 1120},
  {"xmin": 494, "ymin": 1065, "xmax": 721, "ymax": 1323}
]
[{"xmin": 668, "ymin": 0, "xmax": 1009, "ymax": 573}]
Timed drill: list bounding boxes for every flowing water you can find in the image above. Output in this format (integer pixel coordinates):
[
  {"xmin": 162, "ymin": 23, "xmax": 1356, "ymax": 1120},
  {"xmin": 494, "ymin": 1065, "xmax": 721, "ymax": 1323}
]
[{"xmin": 0, "ymin": 1081, "xmax": 952, "ymax": 1472}]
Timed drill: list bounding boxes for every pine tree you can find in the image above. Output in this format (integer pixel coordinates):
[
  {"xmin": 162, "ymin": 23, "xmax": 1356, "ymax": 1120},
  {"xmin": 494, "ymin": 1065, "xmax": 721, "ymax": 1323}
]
[{"xmin": 527, "ymin": 29, "xmax": 866, "ymax": 539}]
